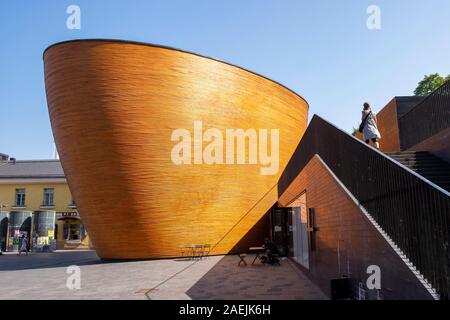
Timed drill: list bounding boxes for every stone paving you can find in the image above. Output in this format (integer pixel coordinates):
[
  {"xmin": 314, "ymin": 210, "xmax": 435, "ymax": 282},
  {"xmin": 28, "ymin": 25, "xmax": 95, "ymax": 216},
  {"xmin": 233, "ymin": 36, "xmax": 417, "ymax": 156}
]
[
  {"xmin": 0, "ymin": 250, "xmax": 327, "ymax": 300},
  {"xmin": 186, "ymin": 255, "xmax": 327, "ymax": 300}
]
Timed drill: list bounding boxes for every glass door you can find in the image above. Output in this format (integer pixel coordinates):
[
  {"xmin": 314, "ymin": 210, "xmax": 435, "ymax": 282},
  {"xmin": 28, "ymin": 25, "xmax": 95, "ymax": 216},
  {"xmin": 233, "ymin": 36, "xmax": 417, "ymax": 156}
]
[{"xmin": 290, "ymin": 192, "xmax": 309, "ymax": 269}]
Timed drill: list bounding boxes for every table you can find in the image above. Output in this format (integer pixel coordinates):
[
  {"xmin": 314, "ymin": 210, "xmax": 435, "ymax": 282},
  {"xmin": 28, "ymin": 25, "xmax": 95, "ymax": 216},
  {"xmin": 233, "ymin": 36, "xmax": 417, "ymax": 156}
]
[
  {"xmin": 249, "ymin": 246, "xmax": 266, "ymax": 265},
  {"xmin": 179, "ymin": 244, "xmax": 210, "ymax": 259},
  {"xmin": 179, "ymin": 245, "xmax": 196, "ymax": 259}
]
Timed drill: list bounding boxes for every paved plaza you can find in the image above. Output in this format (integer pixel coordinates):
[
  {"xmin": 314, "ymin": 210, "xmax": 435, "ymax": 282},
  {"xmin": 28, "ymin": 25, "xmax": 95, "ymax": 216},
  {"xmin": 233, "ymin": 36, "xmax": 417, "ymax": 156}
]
[{"xmin": 0, "ymin": 251, "xmax": 327, "ymax": 300}]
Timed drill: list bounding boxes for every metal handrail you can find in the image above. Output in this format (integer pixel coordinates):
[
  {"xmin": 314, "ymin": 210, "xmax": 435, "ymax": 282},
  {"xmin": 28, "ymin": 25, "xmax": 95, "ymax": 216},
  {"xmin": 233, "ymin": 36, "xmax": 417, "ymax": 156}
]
[
  {"xmin": 398, "ymin": 80, "xmax": 450, "ymax": 150},
  {"xmin": 278, "ymin": 114, "xmax": 450, "ymax": 299}
]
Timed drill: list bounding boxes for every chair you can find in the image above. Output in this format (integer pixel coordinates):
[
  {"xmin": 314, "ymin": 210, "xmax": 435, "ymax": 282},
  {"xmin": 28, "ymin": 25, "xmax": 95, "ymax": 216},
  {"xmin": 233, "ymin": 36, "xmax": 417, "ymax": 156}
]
[
  {"xmin": 238, "ymin": 253, "xmax": 247, "ymax": 266},
  {"xmin": 268, "ymin": 252, "xmax": 281, "ymax": 266},
  {"xmin": 198, "ymin": 244, "xmax": 211, "ymax": 259},
  {"xmin": 179, "ymin": 245, "xmax": 186, "ymax": 257},
  {"xmin": 179, "ymin": 245, "xmax": 194, "ymax": 259},
  {"xmin": 192, "ymin": 244, "xmax": 203, "ymax": 260}
]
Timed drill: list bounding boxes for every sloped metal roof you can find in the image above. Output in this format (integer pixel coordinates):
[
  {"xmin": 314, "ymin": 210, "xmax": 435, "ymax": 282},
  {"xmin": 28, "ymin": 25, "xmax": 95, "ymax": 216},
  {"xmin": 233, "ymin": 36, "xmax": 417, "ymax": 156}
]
[{"xmin": 0, "ymin": 160, "xmax": 65, "ymax": 179}]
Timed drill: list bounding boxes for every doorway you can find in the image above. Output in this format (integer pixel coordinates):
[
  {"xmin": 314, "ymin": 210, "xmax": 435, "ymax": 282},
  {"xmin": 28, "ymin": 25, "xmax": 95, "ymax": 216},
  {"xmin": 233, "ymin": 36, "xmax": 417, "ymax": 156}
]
[
  {"xmin": 0, "ymin": 216, "xmax": 8, "ymax": 251},
  {"xmin": 62, "ymin": 219, "xmax": 82, "ymax": 241},
  {"xmin": 269, "ymin": 204, "xmax": 294, "ymax": 257},
  {"xmin": 290, "ymin": 192, "xmax": 309, "ymax": 269}
]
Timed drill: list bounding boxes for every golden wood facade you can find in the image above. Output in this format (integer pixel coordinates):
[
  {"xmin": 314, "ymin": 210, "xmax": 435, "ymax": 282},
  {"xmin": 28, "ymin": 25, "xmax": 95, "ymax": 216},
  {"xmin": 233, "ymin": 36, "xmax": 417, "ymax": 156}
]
[{"xmin": 44, "ymin": 40, "xmax": 308, "ymax": 259}]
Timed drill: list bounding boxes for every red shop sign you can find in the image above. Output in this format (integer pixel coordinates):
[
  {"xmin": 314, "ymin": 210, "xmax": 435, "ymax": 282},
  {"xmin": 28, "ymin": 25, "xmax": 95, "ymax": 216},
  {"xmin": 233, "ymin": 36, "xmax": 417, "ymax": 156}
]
[{"xmin": 60, "ymin": 212, "xmax": 78, "ymax": 217}]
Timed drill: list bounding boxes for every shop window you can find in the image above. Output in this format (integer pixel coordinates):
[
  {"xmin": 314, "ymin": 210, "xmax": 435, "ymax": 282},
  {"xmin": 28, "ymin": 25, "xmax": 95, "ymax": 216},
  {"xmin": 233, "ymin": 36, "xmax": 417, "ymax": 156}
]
[
  {"xmin": 15, "ymin": 189, "xmax": 25, "ymax": 207},
  {"xmin": 63, "ymin": 223, "xmax": 81, "ymax": 241}
]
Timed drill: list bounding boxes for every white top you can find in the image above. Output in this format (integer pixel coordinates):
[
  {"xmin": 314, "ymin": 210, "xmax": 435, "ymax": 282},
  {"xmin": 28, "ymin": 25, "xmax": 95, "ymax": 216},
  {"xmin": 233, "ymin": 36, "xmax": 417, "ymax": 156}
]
[
  {"xmin": 362, "ymin": 110, "xmax": 381, "ymax": 140},
  {"xmin": 20, "ymin": 238, "xmax": 28, "ymax": 250}
]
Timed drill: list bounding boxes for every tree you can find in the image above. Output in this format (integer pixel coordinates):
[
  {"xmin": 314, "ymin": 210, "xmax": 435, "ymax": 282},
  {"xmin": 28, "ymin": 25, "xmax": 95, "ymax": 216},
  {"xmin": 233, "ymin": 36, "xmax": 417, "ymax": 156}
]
[{"xmin": 414, "ymin": 73, "xmax": 450, "ymax": 96}]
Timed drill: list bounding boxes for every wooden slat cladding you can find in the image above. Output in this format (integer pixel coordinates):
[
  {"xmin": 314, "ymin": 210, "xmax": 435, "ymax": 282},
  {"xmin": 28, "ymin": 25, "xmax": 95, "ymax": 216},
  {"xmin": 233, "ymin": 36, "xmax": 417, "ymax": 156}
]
[{"xmin": 43, "ymin": 40, "xmax": 308, "ymax": 259}]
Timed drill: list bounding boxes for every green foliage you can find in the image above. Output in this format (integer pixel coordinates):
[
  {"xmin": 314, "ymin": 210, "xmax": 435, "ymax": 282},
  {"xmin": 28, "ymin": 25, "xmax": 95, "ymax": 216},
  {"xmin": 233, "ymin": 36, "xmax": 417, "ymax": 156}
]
[{"xmin": 414, "ymin": 73, "xmax": 450, "ymax": 96}]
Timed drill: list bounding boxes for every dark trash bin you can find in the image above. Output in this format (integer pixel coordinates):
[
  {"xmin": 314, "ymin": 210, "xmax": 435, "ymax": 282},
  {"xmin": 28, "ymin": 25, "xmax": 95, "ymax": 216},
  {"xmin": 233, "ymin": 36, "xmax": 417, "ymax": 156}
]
[{"xmin": 330, "ymin": 276, "xmax": 351, "ymax": 300}]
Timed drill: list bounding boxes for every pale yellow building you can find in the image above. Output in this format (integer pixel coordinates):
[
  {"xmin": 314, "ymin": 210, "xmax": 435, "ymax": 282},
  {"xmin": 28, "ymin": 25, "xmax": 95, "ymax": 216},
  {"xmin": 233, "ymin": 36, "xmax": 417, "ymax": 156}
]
[{"xmin": 0, "ymin": 153, "xmax": 91, "ymax": 251}]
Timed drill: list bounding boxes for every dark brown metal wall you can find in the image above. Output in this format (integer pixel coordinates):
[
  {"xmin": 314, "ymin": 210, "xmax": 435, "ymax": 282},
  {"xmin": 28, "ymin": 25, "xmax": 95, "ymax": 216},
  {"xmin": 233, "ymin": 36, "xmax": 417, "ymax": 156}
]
[{"xmin": 278, "ymin": 115, "xmax": 450, "ymax": 299}]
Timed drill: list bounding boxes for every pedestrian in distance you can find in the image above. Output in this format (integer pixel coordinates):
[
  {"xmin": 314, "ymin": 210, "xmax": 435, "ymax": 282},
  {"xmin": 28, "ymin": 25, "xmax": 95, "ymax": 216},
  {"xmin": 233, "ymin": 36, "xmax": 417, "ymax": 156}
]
[
  {"xmin": 359, "ymin": 102, "xmax": 381, "ymax": 149},
  {"xmin": 18, "ymin": 234, "xmax": 28, "ymax": 256}
]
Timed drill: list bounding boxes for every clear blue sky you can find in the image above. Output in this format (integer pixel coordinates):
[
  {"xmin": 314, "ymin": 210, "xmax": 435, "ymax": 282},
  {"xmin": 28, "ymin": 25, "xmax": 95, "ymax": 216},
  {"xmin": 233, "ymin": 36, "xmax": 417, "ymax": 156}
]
[{"xmin": 1, "ymin": 0, "xmax": 449, "ymax": 159}]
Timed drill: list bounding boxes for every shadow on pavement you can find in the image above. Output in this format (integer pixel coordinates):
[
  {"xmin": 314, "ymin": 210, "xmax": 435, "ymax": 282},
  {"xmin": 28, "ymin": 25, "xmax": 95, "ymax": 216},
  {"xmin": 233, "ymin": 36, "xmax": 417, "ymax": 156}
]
[
  {"xmin": 186, "ymin": 255, "xmax": 328, "ymax": 300},
  {"xmin": 0, "ymin": 250, "xmax": 105, "ymax": 271}
]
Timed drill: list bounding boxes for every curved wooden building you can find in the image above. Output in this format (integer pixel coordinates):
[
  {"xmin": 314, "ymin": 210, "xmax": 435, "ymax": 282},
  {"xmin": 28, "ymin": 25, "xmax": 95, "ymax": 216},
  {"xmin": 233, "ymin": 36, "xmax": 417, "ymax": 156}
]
[{"xmin": 44, "ymin": 39, "xmax": 308, "ymax": 259}]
